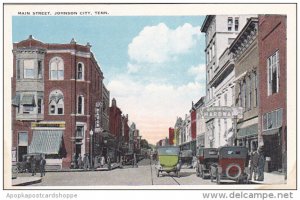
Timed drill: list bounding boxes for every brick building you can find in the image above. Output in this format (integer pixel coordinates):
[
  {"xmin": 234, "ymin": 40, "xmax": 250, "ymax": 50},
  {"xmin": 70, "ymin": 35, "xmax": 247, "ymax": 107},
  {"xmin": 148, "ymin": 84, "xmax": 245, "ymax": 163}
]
[
  {"xmin": 11, "ymin": 36, "xmax": 105, "ymax": 169},
  {"xmin": 230, "ymin": 17, "xmax": 259, "ymax": 151},
  {"xmin": 258, "ymin": 15, "xmax": 287, "ymax": 173},
  {"xmin": 168, "ymin": 127, "xmax": 174, "ymax": 145}
]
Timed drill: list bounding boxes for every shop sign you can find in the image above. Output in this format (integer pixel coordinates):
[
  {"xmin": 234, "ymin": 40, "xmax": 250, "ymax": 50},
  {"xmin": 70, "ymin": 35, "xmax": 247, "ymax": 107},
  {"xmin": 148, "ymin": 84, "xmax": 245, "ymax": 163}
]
[
  {"xmin": 95, "ymin": 101, "xmax": 103, "ymax": 133},
  {"xmin": 31, "ymin": 122, "xmax": 65, "ymax": 128},
  {"xmin": 201, "ymin": 106, "xmax": 243, "ymax": 119}
]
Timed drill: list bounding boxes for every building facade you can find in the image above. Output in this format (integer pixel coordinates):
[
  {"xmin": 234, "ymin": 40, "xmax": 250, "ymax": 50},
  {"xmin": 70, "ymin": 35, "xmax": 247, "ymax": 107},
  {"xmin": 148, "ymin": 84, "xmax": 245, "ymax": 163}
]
[
  {"xmin": 195, "ymin": 97, "xmax": 207, "ymax": 148},
  {"xmin": 201, "ymin": 15, "xmax": 256, "ymax": 148},
  {"xmin": 12, "ymin": 36, "xmax": 104, "ymax": 169},
  {"xmin": 230, "ymin": 18, "xmax": 259, "ymax": 151},
  {"xmin": 258, "ymin": 15, "xmax": 287, "ymax": 173}
]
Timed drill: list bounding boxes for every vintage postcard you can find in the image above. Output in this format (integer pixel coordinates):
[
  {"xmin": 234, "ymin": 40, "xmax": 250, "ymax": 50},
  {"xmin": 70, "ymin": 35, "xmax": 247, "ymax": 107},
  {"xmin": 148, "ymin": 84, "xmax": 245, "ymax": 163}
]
[{"xmin": 2, "ymin": 2, "xmax": 297, "ymax": 193}]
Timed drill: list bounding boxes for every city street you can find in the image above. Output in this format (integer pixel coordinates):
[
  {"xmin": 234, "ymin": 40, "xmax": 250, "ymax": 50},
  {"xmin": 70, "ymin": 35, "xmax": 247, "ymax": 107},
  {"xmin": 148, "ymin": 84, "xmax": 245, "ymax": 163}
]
[{"xmin": 30, "ymin": 159, "xmax": 213, "ymax": 186}]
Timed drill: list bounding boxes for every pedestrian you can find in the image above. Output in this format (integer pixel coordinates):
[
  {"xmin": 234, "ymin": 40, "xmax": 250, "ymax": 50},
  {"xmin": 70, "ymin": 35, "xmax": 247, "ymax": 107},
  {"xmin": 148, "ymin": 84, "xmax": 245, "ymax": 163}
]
[
  {"xmin": 77, "ymin": 153, "xmax": 83, "ymax": 169},
  {"xmin": 30, "ymin": 155, "xmax": 36, "ymax": 176},
  {"xmin": 120, "ymin": 155, "xmax": 124, "ymax": 168},
  {"xmin": 257, "ymin": 146, "xmax": 265, "ymax": 181},
  {"xmin": 249, "ymin": 148, "xmax": 259, "ymax": 181},
  {"xmin": 39, "ymin": 154, "xmax": 46, "ymax": 177},
  {"xmin": 133, "ymin": 153, "xmax": 137, "ymax": 168},
  {"xmin": 100, "ymin": 155, "xmax": 105, "ymax": 168},
  {"xmin": 107, "ymin": 156, "xmax": 111, "ymax": 170},
  {"xmin": 83, "ymin": 154, "xmax": 90, "ymax": 171},
  {"xmin": 72, "ymin": 153, "xmax": 77, "ymax": 169},
  {"xmin": 94, "ymin": 155, "xmax": 99, "ymax": 169}
]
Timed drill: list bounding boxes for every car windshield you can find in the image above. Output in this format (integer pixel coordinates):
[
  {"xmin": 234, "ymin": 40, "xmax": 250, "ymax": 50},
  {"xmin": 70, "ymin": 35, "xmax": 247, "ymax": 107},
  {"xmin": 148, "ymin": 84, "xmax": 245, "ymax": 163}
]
[
  {"xmin": 158, "ymin": 147, "xmax": 180, "ymax": 155},
  {"xmin": 208, "ymin": 150, "xmax": 218, "ymax": 155}
]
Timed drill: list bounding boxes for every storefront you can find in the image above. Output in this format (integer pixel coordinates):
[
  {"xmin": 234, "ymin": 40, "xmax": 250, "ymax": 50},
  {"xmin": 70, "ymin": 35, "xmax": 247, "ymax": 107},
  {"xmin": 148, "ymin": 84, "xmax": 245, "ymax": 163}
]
[{"xmin": 29, "ymin": 122, "xmax": 66, "ymax": 170}]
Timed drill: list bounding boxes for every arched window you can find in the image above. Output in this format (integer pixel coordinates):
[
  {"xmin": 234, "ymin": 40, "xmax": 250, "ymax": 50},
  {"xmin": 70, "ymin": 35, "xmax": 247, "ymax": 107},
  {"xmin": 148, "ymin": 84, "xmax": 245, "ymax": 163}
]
[
  {"xmin": 77, "ymin": 62, "xmax": 84, "ymax": 80},
  {"xmin": 49, "ymin": 57, "xmax": 64, "ymax": 80},
  {"xmin": 49, "ymin": 90, "xmax": 64, "ymax": 115},
  {"xmin": 77, "ymin": 95, "xmax": 84, "ymax": 114}
]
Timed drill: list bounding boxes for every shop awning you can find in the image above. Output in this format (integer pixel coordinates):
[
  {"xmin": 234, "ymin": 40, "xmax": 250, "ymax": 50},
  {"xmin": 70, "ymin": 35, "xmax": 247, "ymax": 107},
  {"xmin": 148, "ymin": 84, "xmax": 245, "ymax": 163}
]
[
  {"xmin": 21, "ymin": 94, "xmax": 35, "ymax": 105},
  {"xmin": 12, "ymin": 94, "xmax": 20, "ymax": 106},
  {"xmin": 28, "ymin": 130, "xmax": 63, "ymax": 154},
  {"xmin": 237, "ymin": 124, "xmax": 258, "ymax": 139}
]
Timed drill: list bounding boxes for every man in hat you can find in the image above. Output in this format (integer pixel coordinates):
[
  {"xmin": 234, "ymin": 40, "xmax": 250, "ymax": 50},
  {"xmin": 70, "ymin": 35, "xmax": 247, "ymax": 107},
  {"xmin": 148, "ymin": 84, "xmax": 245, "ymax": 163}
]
[
  {"xmin": 39, "ymin": 154, "xmax": 46, "ymax": 177},
  {"xmin": 249, "ymin": 148, "xmax": 259, "ymax": 181},
  {"xmin": 30, "ymin": 155, "xmax": 36, "ymax": 176}
]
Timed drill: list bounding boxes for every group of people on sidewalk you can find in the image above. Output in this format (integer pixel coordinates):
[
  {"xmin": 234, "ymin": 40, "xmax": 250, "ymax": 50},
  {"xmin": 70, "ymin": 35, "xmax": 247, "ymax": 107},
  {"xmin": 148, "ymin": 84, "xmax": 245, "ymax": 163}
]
[
  {"xmin": 248, "ymin": 146, "xmax": 265, "ymax": 181},
  {"xmin": 29, "ymin": 154, "xmax": 46, "ymax": 177},
  {"xmin": 72, "ymin": 153, "xmax": 111, "ymax": 170}
]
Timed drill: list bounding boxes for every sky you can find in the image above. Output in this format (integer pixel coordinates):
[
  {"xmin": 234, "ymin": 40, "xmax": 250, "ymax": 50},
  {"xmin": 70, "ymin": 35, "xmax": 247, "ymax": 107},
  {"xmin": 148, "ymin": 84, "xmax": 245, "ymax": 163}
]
[{"xmin": 13, "ymin": 16, "xmax": 206, "ymax": 144}]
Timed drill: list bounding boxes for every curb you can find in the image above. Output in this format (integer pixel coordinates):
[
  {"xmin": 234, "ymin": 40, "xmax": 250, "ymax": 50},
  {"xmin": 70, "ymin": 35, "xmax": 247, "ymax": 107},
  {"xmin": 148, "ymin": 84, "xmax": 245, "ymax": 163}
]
[{"xmin": 12, "ymin": 178, "xmax": 42, "ymax": 186}]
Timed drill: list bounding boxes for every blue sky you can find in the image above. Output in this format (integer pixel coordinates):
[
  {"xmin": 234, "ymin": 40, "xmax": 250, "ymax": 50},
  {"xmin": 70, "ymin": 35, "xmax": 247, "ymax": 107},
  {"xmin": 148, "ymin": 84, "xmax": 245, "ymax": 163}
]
[{"xmin": 13, "ymin": 16, "xmax": 206, "ymax": 144}]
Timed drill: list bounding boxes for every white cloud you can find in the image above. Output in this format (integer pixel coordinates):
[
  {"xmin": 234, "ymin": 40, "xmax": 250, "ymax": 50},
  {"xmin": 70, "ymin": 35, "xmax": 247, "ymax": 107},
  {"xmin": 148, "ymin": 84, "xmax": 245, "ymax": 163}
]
[
  {"xmin": 187, "ymin": 64, "xmax": 206, "ymax": 82},
  {"xmin": 128, "ymin": 23, "xmax": 201, "ymax": 64},
  {"xmin": 127, "ymin": 63, "xmax": 141, "ymax": 74}
]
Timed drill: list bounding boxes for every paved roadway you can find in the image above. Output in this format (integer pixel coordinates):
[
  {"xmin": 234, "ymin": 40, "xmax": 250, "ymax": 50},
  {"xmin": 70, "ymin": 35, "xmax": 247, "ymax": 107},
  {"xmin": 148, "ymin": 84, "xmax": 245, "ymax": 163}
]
[{"xmin": 31, "ymin": 159, "xmax": 214, "ymax": 186}]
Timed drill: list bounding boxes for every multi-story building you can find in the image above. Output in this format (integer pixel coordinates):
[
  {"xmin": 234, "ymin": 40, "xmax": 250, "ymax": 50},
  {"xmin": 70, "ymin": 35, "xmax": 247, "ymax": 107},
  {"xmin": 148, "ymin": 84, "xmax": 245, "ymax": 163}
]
[
  {"xmin": 195, "ymin": 96, "xmax": 207, "ymax": 148},
  {"xmin": 174, "ymin": 117, "xmax": 183, "ymax": 146},
  {"xmin": 11, "ymin": 36, "xmax": 104, "ymax": 169},
  {"xmin": 230, "ymin": 18, "xmax": 259, "ymax": 151},
  {"xmin": 258, "ymin": 15, "xmax": 287, "ymax": 173},
  {"xmin": 168, "ymin": 127, "xmax": 175, "ymax": 146},
  {"xmin": 201, "ymin": 15, "xmax": 256, "ymax": 148}
]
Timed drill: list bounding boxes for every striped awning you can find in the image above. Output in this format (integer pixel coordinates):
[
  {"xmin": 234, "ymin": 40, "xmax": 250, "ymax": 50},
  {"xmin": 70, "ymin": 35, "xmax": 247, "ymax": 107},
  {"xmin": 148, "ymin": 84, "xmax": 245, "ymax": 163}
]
[
  {"xmin": 21, "ymin": 94, "xmax": 35, "ymax": 105},
  {"xmin": 12, "ymin": 94, "xmax": 20, "ymax": 106},
  {"xmin": 28, "ymin": 130, "xmax": 63, "ymax": 154}
]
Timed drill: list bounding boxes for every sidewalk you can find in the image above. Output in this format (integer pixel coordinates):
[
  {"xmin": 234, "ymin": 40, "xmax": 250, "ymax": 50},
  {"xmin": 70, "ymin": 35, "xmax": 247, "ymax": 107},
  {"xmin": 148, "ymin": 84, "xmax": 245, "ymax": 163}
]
[
  {"xmin": 12, "ymin": 176, "xmax": 42, "ymax": 186},
  {"xmin": 251, "ymin": 172, "xmax": 286, "ymax": 185}
]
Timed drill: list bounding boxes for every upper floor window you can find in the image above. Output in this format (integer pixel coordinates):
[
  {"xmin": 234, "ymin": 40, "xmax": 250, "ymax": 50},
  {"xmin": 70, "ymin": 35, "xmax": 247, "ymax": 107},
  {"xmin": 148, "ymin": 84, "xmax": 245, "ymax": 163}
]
[
  {"xmin": 77, "ymin": 95, "xmax": 84, "ymax": 114},
  {"xmin": 235, "ymin": 17, "xmax": 239, "ymax": 31},
  {"xmin": 77, "ymin": 62, "xmax": 84, "ymax": 80},
  {"xmin": 23, "ymin": 59, "xmax": 35, "ymax": 79},
  {"xmin": 38, "ymin": 60, "xmax": 43, "ymax": 79},
  {"xmin": 49, "ymin": 90, "xmax": 64, "ymax": 115},
  {"xmin": 16, "ymin": 60, "xmax": 21, "ymax": 80},
  {"xmin": 49, "ymin": 57, "xmax": 64, "ymax": 80},
  {"xmin": 228, "ymin": 17, "xmax": 233, "ymax": 31},
  {"xmin": 267, "ymin": 51, "xmax": 280, "ymax": 95}
]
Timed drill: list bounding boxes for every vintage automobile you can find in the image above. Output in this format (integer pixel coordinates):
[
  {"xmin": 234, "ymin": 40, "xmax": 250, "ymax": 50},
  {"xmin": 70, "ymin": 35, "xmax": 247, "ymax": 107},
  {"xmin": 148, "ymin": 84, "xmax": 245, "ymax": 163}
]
[
  {"xmin": 196, "ymin": 147, "xmax": 218, "ymax": 178},
  {"xmin": 16, "ymin": 153, "xmax": 43, "ymax": 173},
  {"xmin": 122, "ymin": 153, "xmax": 134, "ymax": 166},
  {"xmin": 156, "ymin": 146, "xmax": 181, "ymax": 178},
  {"xmin": 180, "ymin": 149, "xmax": 193, "ymax": 167},
  {"xmin": 210, "ymin": 146, "xmax": 249, "ymax": 184}
]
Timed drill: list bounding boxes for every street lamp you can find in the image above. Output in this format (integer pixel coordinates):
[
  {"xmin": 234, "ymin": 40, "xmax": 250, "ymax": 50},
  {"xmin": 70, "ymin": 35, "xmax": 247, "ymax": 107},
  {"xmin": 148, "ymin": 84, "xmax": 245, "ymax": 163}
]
[{"xmin": 89, "ymin": 129, "xmax": 94, "ymax": 168}]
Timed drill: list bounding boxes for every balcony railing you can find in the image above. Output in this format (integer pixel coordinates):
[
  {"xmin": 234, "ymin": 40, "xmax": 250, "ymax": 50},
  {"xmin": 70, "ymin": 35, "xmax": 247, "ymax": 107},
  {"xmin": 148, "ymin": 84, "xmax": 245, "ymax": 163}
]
[{"xmin": 218, "ymin": 48, "xmax": 233, "ymax": 70}]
